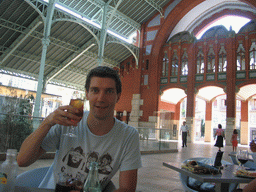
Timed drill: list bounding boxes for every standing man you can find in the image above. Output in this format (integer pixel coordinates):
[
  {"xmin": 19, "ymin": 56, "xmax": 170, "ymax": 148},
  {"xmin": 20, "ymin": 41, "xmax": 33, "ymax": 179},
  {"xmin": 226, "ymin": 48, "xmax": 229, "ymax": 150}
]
[
  {"xmin": 17, "ymin": 66, "xmax": 142, "ymax": 192},
  {"xmin": 180, "ymin": 121, "xmax": 189, "ymax": 147}
]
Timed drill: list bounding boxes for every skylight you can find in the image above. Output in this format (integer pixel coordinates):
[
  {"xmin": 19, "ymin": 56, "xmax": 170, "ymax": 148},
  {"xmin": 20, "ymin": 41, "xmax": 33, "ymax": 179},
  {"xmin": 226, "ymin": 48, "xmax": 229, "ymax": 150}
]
[
  {"xmin": 43, "ymin": 0, "xmax": 133, "ymax": 44},
  {"xmin": 196, "ymin": 16, "xmax": 251, "ymax": 39}
]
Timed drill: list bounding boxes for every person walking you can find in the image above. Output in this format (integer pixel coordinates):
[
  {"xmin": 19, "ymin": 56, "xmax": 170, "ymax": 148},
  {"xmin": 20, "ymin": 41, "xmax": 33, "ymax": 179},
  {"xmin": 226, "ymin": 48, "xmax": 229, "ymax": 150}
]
[
  {"xmin": 214, "ymin": 124, "xmax": 225, "ymax": 151},
  {"xmin": 180, "ymin": 121, "xmax": 189, "ymax": 147},
  {"xmin": 231, "ymin": 129, "xmax": 238, "ymax": 152}
]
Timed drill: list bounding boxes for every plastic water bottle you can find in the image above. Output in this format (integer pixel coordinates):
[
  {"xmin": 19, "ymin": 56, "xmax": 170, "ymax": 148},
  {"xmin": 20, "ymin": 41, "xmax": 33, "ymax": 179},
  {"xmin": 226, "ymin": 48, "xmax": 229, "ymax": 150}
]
[
  {"xmin": 0, "ymin": 149, "xmax": 19, "ymax": 192},
  {"xmin": 83, "ymin": 162, "xmax": 101, "ymax": 192}
]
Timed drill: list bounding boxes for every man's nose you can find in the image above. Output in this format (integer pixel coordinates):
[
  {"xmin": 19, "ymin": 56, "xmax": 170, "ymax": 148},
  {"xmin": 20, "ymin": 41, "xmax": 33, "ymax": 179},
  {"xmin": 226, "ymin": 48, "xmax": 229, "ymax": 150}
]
[{"xmin": 97, "ymin": 91, "xmax": 105, "ymax": 101}]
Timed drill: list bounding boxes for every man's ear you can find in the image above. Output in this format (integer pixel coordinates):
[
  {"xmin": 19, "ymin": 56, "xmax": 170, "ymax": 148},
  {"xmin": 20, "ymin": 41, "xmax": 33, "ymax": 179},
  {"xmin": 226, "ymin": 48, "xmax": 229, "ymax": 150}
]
[{"xmin": 85, "ymin": 91, "xmax": 88, "ymax": 100}]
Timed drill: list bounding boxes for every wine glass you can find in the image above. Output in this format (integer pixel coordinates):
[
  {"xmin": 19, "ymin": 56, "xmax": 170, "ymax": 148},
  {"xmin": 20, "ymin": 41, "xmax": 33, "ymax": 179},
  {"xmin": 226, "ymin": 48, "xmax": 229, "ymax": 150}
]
[
  {"xmin": 64, "ymin": 98, "xmax": 84, "ymax": 137},
  {"xmin": 236, "ymin": 150, "xmax": 249, "ymax": 170}
]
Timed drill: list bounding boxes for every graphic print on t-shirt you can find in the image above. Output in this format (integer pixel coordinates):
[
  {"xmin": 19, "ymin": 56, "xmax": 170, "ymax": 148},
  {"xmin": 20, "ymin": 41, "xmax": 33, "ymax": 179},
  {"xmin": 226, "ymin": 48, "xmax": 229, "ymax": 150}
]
[{"xmin": 60, "ymin": 146, "xmax": 113, "ymax": 184}]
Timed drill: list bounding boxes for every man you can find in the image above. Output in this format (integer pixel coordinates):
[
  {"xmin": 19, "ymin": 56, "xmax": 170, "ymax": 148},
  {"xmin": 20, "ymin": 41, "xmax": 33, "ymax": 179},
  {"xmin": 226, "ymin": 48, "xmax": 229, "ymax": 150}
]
[
  {"xmin": 180, "ymin": 121, "xmax": 189, "ymax": 147},
  {"xmin": 17, "ymin": 66, "xmax": 142, "ymax": 192}
]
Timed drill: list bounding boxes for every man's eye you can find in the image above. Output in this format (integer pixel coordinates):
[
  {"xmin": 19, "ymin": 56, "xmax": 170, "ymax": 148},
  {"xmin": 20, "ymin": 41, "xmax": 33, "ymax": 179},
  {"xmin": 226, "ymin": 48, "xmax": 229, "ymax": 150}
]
[
  {"xmin": 91, "ymin": 89, "xmax": 98, "ymax": 93},
  {"xmin": 107, "ymin": 90, "xmax": 114, "ymax": 93}
]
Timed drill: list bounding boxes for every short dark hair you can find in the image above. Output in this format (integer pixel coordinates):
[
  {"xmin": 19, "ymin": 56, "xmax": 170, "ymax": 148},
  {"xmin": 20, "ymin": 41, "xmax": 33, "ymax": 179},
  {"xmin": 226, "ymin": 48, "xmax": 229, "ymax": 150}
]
[
  {"xmin": 218, "ymin": 124, "xmax": 222, "ymax": 129},
  {"xmin": 85, "ymin": 66, "xmax": 122, "ymax": 94}
]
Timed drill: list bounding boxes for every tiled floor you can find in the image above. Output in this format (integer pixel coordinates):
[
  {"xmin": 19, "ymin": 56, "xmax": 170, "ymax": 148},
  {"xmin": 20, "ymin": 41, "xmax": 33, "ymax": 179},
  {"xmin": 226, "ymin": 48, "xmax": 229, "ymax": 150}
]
[{"xmin": 13, "ymin": 141, "xmax": 251, "ymax": 191}]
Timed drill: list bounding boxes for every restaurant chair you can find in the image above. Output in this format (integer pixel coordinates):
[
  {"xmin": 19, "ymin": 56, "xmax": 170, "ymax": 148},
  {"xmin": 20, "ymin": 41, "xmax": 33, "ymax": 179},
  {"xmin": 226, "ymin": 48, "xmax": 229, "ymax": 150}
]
[
  {"xmin": 16, "ymin": 166, "xmax": 117, "ymax": 191},
  {"xmin": 229, "ymin": 152, "xmax": 239, "ymax": 165},
  {"xmin": 229, "ymin": 152, "xmax": 256, "ymax": 169},
  {"xmin": 16, "ymin": 166, "xmax": 50, "ymax": 188}
]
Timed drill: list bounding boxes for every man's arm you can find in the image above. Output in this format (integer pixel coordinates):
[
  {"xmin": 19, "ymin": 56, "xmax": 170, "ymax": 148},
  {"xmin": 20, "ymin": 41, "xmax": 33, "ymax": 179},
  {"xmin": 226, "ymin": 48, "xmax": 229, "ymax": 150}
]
[
  {"xmin": 17, "ymin": 105, "xmax": 81, "ymax": 167},
  {"xmin": 115, "ymin": 169, "xmax": 138, "ymax": 192},
  {"xmin": 243, "ymin": 178, "xmax": 256, "ymax": 192}
]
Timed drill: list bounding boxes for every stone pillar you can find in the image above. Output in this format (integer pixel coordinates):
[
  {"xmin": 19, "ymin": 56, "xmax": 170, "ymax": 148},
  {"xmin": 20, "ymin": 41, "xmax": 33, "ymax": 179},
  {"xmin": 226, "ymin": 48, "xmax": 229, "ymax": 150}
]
[
  {"xmin": 240, "ymin": 100, "xmax": 249, "ymax": 145},
  {"xmin": 186, "ymin": 117, "xmax": 195, "ymax": 143},
  {"xmin": 186, "ymin": 44, "xmax": 196, "ymax": 143},
  {"xmin": 226, "ymin": 117, "xmax": 235, "ymax": 146},
  {"xmin": 128, "ymin": 94, "xmax": 143, "ymax": 128},
  {"xmin": 225, "ymin": 36, "xmax": 236, "ymax": 146},
  {"xmin": 204, "ymin": 101, "xmax": 212, "ymax": 142}
]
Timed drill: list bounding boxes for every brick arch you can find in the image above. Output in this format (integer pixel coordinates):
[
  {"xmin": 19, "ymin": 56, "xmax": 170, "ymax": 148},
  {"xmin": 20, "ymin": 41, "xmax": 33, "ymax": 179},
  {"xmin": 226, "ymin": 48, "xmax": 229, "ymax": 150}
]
[
  {"xmin": 151, "ymin": 0, "xmax": 203, "ymax": 59},
  {"xmin": 151, "ymin": 0, "xmax": 256, "ymax": 59},
  {"xmin": 237, "ymin": 81, "xmax": 256, "ymax": 89},
  {"xmin": 193, "ymin": 9, "xmax": 256, "ymax": 37},
  {"xmin": 195, "ymin": 82, "xmax": 226, "ymax": 90},
  {"xmin": 160, "ymin": 85, "xmax": 186, "ymax": 93}
]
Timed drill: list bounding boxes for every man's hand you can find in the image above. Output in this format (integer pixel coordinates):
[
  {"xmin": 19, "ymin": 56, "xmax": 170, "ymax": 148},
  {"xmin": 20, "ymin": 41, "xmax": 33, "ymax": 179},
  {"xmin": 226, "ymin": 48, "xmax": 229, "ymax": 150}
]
[
  {"xmin": 43, "ymin": 105, "xmax": 82, "ymax": 127},
  {"xmin": 250, "ymin": 140, "xmax": 256, "ymax": 152}
]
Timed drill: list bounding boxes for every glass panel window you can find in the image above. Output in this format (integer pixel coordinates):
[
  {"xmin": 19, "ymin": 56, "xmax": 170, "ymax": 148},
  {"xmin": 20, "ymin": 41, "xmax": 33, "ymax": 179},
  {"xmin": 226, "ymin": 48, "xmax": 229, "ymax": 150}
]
[
  {"xmin": 197, "ymin": 49, "xmax": 204, "ymax": 74},
  {"xmin": 207, "ymin": 46, "xmax": 215, "ymax": 73},
  {"xmin": 207, "ymin": 55, "xmax": 215, "ymax": 73},
  {"xmin": 219, "ymin": 44, "xmax": 227, "ymax": 72},
  {"xmin": 172, "ymin": 50, "xmax": 179, "ymax": 76},
  {"xmin": 250, "ymin": 50, "xmax": 256, "ymax": 70},
  {"xmin": 162, "ymin": 52, "xmax": 169, "ymax": 76},
  {"xmin": 219, "ymin": 55, "xmax": 227, "ymax": 72},
  {"xmin": 181, "ymin": 50, "xmax": 188, "ymax": 75},
  {"xmin": 237, "ymin": 43, "xmax": 245, "ymax": 71}
]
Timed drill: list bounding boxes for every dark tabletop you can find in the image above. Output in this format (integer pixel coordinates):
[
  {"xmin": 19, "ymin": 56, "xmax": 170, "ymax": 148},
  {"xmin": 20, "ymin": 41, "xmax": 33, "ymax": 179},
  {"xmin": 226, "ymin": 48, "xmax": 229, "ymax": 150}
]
[
  {"xmin": 15, "ymin": 186, "xmax": 54, "ymax": 192},
  {"xmin": 163, "ymin": 161, "xmax": 254, "ymax": 184}
]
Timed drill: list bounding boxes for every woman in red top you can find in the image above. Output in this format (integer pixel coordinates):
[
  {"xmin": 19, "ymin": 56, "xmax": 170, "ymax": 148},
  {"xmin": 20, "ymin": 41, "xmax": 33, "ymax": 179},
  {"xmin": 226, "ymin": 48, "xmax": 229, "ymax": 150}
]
[
  {"xmin": 231, "ymin": 129, "xmax": 238, "ymax": 152},
  {"xmin": 214, "ymin": 124, "xmax": 225, "ymax": 151}
]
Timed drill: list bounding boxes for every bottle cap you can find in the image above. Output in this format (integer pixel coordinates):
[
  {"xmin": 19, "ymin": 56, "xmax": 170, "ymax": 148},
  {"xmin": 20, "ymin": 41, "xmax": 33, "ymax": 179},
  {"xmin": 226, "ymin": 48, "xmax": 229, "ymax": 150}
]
[{"xmin": 6, "ymin": 149, "xmax": 17, "ymax": 156}]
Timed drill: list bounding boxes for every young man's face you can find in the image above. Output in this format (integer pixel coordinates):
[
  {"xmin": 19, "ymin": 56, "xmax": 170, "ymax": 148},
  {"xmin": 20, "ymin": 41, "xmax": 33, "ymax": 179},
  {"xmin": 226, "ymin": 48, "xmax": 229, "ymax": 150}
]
[{"xmin": 86, "ymin": 77, "xmax": 121, "ymax": 121}]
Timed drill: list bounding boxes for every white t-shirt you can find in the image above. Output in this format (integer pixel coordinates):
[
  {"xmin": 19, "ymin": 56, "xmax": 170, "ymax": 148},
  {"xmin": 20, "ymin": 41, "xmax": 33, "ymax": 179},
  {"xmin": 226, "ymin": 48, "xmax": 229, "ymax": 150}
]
[
  {"xmin": 180, "ymin": 125, "xmax": 188, "ymax": 132},
  {"xmin": 39, "ymin": 111, "xmax": 142, "ymax": 189}
]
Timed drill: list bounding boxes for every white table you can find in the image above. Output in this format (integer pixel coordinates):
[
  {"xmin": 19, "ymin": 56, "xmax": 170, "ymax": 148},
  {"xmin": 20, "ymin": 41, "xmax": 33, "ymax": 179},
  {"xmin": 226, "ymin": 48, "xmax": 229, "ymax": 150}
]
[{"xmin": 163, "ymin": 161, "xmax": 254, "ymax": 192}]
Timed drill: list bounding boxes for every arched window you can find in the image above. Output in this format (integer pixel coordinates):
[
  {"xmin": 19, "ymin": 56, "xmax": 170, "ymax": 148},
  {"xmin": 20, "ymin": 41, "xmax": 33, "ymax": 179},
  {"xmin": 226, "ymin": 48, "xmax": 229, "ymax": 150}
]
[
  {"xmin": 207, "ymin": 45, "xmax": 215, "ymax": 73},
  {"xmin": 237, "ymin": 43, "xmax": 245, "ymax": 71},
  {"xmin": 171, "ymin": 50, "xmax": 178, "ymax": 76},
  {"xmin": 162, "ymin": 52, "xmax": 169, "ymax": 76},
  {"xmin": 197, "ymin": 47, "xmax": 204, "ymax": 74},
  {"xmin": 181, "ymin": 49, "xmax": 188, "ymax": 75},
  {"xmin": 250, "ymin": 41, "xmax": 256, "ymax": 70},
  {"xmin": 218, "ymin": 44, "xmax": 227, "ymax": 72}
]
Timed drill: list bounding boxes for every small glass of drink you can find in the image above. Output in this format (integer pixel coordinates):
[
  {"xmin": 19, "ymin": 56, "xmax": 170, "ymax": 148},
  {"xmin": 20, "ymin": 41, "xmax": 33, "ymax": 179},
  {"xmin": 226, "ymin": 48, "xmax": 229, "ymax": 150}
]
[
  {"xmin": 64, "ymin": 98, "xmax": 84, "ymax": 137},
  {"xmin": 55, "ymin": 173, "xmax": 84, "ymax": 192}
]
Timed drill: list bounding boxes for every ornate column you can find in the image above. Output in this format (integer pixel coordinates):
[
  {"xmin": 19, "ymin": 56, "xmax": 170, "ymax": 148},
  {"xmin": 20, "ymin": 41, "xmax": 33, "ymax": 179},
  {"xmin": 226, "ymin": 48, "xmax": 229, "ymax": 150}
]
[
  {"xmin": 225, "ymin": 31, "xmax": 236, "ymax": 146},
  {"xmin": 204, "ymin": 101, "xmax": 213, "ymax": 142},
  {"xmin": 33, "ymin": 0, "xmax": 56, "ymax": 130},
  {"xmin": 241, "ymin": 100, "xmax": 249, "ymax": 145},
  {"xmin": 186, "ymin": 44, "xmax": 196, "ymax": 143}
]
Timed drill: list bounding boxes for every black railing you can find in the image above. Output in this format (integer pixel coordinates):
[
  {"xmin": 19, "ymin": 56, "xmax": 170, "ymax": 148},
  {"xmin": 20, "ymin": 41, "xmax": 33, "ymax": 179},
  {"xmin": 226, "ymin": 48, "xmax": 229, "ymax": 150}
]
[{"xmin": 0, "ymin": 113, "xmax": 44, "ymax": 153}]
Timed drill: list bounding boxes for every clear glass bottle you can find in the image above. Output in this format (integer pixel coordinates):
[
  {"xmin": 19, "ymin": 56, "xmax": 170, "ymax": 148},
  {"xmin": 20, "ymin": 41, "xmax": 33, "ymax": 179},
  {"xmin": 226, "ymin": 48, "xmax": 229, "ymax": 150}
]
[
  {"xmin": 83, "ymin": 162, "xmax": 101, "ymax": 192},
  {"xmin": 0, "ymin": 149, "xmax": 19, "ymax": 192}
]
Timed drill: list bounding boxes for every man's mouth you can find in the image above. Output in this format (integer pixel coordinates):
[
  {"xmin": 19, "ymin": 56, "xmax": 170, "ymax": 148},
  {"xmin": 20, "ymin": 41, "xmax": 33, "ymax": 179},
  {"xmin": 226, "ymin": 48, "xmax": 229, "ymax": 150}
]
[{"xmin": 95, "ymin": 105, "xmax": 108, "ymax": 109}]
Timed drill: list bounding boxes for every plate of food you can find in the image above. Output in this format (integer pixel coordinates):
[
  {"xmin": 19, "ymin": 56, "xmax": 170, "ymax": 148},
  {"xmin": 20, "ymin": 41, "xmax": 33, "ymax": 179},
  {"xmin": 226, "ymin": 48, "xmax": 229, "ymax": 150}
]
[
  {"xmin": 181, "ymin": 160, "xmax": 220, "ymax": 175},
  {"xmin": 235, "ymin": 169, "xmax": 256, "ymax": 178}
]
